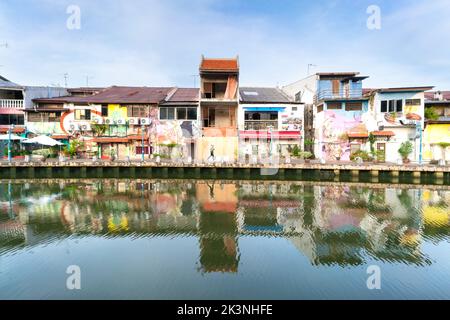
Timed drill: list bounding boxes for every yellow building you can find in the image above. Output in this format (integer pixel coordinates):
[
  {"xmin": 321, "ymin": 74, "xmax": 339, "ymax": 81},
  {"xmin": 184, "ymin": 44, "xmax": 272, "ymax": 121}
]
[{"xmin": 423, "ymin": 91, "xmax": 450, "ymax": 163}]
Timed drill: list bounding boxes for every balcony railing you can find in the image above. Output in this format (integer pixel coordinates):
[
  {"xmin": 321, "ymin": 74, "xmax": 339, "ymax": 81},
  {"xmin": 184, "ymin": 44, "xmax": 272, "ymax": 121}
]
[
  {"xmin": 314, "ymin": 89, "xmax": 363, "ymax": 104},
  {"xmin": 244, "ymin": 120, "xmax": 278, "ymax": 131},
  {"xmin": 0, "ymin": 99, "xmax": 24, "ymax": 109}
]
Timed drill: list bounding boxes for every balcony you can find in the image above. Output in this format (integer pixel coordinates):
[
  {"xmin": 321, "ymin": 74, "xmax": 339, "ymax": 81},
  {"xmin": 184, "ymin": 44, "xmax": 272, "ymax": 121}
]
[
  {"xmin": 244, "ymin": 120, "xmax": 278, "ymax": 131},
  {"xmin": 0, "ymin": 99, "xmax": 24, "ymax": 109},
  {"xmin": 314, "ymin": 89, "xmax": 363, "ymax": 104}
]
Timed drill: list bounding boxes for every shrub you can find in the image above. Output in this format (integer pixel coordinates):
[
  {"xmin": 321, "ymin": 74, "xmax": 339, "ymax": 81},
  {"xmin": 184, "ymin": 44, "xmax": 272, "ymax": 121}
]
[
  {"xmin": 299, "ymin": 151, "xmax": 313, "ymax": 159},
  {"xmin": 350, "ymin": 150, "xmax": 370, "ymax": 162}
]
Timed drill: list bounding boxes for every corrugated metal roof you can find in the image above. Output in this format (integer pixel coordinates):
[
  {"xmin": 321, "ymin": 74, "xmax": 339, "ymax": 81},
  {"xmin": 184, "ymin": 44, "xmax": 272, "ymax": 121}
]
[
  {"xmin": 0, "ymin": 75, "xmax": 22, "ymax": 89},
  {"xmin": 83, "ymin": 86, "xmax": 175, "ymax": 104},
  {"xmin": 239, "ymin": 87, "xmax": 294, "ymax": 103},
  {"xmin": 165, "ymin": 88, "xmax": 199, "ymax": 103}
]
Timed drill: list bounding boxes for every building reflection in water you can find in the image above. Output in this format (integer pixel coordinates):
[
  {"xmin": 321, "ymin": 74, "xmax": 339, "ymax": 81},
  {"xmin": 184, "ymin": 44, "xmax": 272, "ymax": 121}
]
[{"xmin": 0, "ymin": 180, "xmax": 449, "ymax": 271}]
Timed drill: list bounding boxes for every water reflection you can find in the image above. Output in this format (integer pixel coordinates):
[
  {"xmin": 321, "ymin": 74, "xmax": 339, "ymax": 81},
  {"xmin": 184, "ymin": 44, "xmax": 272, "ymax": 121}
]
[{"xmin": 1, "ymin": 179, "xmax": 449, "ymax": 273}]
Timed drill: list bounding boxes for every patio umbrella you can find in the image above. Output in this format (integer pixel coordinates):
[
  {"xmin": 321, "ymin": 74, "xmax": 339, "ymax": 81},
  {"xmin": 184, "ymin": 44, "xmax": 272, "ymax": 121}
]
[
  {"xmin": 0, "ymin": 134, "xmax": 26, "ymax": 141},
  {"xmin": 23, "ymin": 135, "xmax": 64, "ymax": 146}
]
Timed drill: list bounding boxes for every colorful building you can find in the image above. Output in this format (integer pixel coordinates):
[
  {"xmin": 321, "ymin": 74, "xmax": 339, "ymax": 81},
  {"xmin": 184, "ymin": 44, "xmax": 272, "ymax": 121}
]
[
  {"xmin": 238, "ymin": 87, "xmax": 303, "ymax": 162},
  {"xmin": 364, "ymin": 87, "xmax": 433, "ymax": 163},
  {"xmin": 283, "ymin": 72, "xmax": 371, "ymax": 161},
  {"xmin": 423, "ymin": 91, "xmax": 450, "ymax": 164}
]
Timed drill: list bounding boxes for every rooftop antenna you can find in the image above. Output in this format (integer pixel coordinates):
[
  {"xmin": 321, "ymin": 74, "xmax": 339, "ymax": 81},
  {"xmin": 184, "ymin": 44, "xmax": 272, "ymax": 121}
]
[
  {"xmin": 85, "ymin": 75, "xmax": 94, "ymax": 87},
  {"xmin": 191, "ymin": 75, "xmax": 200, "ymax": 88},
  {"xmin": 60, "ymin": 73, "xmax": 69, "ymax": 88},
  {"xmin": 307, "ymin": 64, "xmax": 317, "ymax": 76}
]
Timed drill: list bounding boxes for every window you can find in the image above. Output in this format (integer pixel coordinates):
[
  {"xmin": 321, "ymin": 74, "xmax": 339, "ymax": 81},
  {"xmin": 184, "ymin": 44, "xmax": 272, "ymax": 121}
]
[
  {"xmin": 292, "ymin": 107, "xmax": 298, "ymax": 111},
  {"xmin": 177, "ymin": 108, "xmax": 187, "ymax": 120},
  {"xmin": 345, "ymin": 102, "xmax": 362, "ymax": 111},
  {"xmin": 187, "ymin": 108, "xmax": 197, "ymax": 120},
  {"xmin": 405, "ymin": 99, "xmax": 421, "ymax": 106},
  {"xmin": 396, "ymin": 99, "xmax": 403, "ymax": 112},
  {"xmin": 160, "ymin": 107, "xmax": 175, "ymax": 120},
  {"xmin": 127, "ymin": 105, "xmax": 150, "ymax": 118},
  {"xmin": 381, "ymin": 100, "xmax": 403, "ymax": 113},
  {"xmin": 27, "ymin": 112, "xmax": 60, "ymax": 122},
  {"xmin": 317, "ymin": 105, "xmax": 324, "ymax": 113},
  {"xmin": 160, "ymin": 107, "xmax": 197, "ymax": 120},
  {"xmin": 101, "ymin": 105, "xmax": 108, "ymax": 117},
  {"xmin": 136, "ymin": 146, "xmax": 150, "ymax": 155},
  {"xmin": 0, "ymin": 114, "xmax": 24, "ymax": 125},
  {"xmin": 75, "ymin": 109, "xmax": 91, "ymax": 120},
  {"xmin": 327, "ymin": 102, "xmax": 342, "ymax": 110},
  {"xmin": 381, "ymin": 101, "xmax": 388, "ymax": 113}
]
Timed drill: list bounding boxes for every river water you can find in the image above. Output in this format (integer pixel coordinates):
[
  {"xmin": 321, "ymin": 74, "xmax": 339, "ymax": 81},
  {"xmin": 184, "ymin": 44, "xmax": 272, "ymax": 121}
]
[{"xmin": 0, "ymin": 179, "xmax": 449, "ymax": 299}]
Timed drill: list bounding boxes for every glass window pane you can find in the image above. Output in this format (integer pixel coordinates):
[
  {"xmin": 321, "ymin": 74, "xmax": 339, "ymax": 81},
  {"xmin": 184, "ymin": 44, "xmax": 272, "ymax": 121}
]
[
  {"xmin": 187, "ymin": 108, "xmax": 197, "ymax": 120},
  {"xmin": 160, "ymin": 108, "xmax": 167, "ymax": 120},
  {"xmin": 396, "ymin": 100, "xmax": 403, "ymax": 112},
  {"xmin": 177, "ymin": 108, "xmax": 187, "ymax": 120},
  {"xmin": 168, "ymin": 108, "xmax": 175, "ymax": 120},
  {"xmin": 381, "ymin": 101, "xmax": 387, "ymax": 112}
]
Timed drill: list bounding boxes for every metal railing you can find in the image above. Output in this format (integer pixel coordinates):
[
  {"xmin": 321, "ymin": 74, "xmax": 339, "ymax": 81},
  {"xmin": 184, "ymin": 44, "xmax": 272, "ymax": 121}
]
[
  {"xmin": 314, "ymin": 89, "xmax": 363, "ymax": 103},
  {"xmin": 0, "ymin": 99, "xmax": 24, "ymax": 109},
  {"xmin": 244, "ymin": 120, "xmax": 278, "ymax": 131}
]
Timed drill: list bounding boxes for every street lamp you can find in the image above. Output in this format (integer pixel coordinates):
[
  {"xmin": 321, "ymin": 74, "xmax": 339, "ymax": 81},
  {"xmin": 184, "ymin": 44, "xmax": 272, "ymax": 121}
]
[{"xmin": 8, "ymin": 123, "xmax": 15, "ymax": 162}]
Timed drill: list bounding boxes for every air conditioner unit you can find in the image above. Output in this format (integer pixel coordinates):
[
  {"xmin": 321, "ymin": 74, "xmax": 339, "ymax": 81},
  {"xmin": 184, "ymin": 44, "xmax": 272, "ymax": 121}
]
[
  {"xmin": 94, "ymin": 118, "xmax": 104, "ymax": 125},
  {"xmin": 116, "ymin": 119, "xmax": 126, "ymax": 125},
  {"xmin": 80, "ymin": 124, "xmax": 90, "ymax": 131},
  {"xmin": 69, "ymin": 123, "xmax": 79, "ymax": 131},
  {"xmin": 128, "ymin": 118, "xmax": 140, "ymax": 125},
  {"xmin": 140, "ymin": 118, "xmax": 151, "ymax": 125},
  {"xmin": 105, "ymin": 118, "xmax": 115, "ymax": 125}
]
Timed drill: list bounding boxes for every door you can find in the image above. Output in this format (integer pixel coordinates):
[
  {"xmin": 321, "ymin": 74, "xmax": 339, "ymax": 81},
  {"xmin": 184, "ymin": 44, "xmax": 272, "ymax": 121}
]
[
  {"xmin": 377, "ymin": 143, "xmax": 386, "ymax": 162},
  {"xmin": 332, "ymin": 80, "xmax": 340, "ymax": 97}
]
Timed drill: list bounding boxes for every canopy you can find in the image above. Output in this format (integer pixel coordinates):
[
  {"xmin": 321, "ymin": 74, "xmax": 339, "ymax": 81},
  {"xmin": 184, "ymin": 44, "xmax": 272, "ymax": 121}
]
[
  {"xmin": 23, "ymin": 135, "xmax": 64, "ymax": 146},
  {"xmin": 0, "ymin": 134, "xmax": 26, "ymax": 141}
]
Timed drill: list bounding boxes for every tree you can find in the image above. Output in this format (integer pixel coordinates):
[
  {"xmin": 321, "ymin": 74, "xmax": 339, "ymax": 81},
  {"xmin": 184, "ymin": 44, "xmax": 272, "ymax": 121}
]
[{"xmin": 424, "ymin": 107, "xmax": 439, "ymax": 121}]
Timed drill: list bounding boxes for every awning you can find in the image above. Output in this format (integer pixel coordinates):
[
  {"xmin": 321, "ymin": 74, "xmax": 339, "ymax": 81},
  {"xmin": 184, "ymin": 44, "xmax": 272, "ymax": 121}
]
[
  {"xmin": 239, "ymin": 130, "xmax": 301, "ymax": 140},
  {"xmin": 92, "ymin": 137, "xmax": 129, "ymax": 143},
  {"xmin": 244, "ymin": 107, "xmax": 286, "ymax": 112},
  {"xmin": 51, "ymin": 135, "xmax": 70, "ymax": 140},
  {"xmin": 0, "ymin": 108, "xmax": 24, "ymax": 115},
  {"xmin": 372, "ymin": 131, "xmax": 395, "ymax": 137},
  {"xmin": 0, "ymin": 127, "xmax": 25, "ymax": 134}
]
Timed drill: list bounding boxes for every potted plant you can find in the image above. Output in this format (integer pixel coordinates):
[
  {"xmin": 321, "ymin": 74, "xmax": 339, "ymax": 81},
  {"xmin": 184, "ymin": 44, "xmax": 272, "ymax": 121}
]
[
  {"xmin": 299, "ymin": 151, "xmax": 313, "ymax": 163},
  {"xmin": 350, "ymin": 150, "xmax": 370, "ymax": 163},
  {"xmin": 398, "ymin": 141, "xmax": 413, "ymax": 164}
]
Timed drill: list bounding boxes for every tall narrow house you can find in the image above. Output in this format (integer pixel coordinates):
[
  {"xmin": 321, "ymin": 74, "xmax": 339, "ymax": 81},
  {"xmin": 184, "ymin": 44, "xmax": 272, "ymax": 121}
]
[
  {"xmin": 284, "ymin": 72, "xmax": 370, "ymax": 161},
  {"xmin": 198, "ymin": 56, "xmax": 239, "ymax": 162}
]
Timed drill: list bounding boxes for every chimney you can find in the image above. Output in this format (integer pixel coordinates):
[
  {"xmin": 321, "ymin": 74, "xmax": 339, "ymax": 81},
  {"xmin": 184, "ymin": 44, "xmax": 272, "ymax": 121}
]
[{"xmin": 434, "ymin": 91, "xmax": 443, "ymax": 101}]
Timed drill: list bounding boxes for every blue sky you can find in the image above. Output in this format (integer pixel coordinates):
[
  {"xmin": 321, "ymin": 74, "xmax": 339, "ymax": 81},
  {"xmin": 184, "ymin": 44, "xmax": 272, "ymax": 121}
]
[{"xmin": 0, "ymin": 0, "xmax": 449, "ymax": 90}]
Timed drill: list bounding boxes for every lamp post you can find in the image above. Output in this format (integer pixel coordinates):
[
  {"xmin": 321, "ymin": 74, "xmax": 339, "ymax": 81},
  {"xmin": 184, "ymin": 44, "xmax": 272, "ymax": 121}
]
[
  {"xmin": 267, "ymin": 125, "xmax": 274, "ymax": 163},
  {"xmin": 8, "ymin": 123, "xmax": 15, "ymax": 162},
  {"xmin": 141, "ymin": 124, "xmax": 145, "ymax": 162}
]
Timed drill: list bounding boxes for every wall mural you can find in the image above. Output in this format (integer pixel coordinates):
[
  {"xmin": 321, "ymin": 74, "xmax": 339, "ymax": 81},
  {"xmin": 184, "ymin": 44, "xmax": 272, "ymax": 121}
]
[{"xmin": 322, "ymin": 109, "xmax": 367, "ymax": 161}]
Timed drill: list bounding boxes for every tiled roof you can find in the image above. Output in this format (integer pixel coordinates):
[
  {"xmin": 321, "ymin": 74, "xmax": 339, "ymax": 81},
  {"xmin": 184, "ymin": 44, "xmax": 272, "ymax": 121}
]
[
  {"xmin": 372, "ymin": 131, "xmax": 395, "ymax": 137},
  {"xmin": 34, "ymin": 86, "xmax": 176, "ymax": 104},
  {"xmin": 240, "ymin": 87, "xmax": 294, "ymax": 103},
  {"xmin": 348, "ymin": 132, "xmax": 369, "ymax": 138},
  {"xmin": 92, "ymin": 137, "xmax": 129, "ymax": 143},
  {"xmin": 200, "ymin": 58, "xmax": 239, "ymax": 72}
]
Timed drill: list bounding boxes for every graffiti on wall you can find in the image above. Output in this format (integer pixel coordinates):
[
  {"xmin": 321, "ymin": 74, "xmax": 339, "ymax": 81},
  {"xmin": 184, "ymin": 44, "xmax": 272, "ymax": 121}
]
[{"xmin": 322, "ymin": 109, "xmax": 367, "ymax": 161}]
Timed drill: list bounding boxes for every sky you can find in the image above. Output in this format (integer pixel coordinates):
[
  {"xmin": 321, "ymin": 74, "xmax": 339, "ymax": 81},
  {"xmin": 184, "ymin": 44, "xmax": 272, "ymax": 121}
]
[{"xmin": 0, "ymin": 0, "xmax": 449, "ymax": 90}]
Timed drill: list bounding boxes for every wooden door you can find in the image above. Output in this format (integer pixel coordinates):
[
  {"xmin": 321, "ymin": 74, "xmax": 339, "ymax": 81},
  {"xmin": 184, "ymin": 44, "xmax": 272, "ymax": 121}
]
[{"xmin": 377, "ymin": 143, "xmax": 386, "ymax": 162}]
